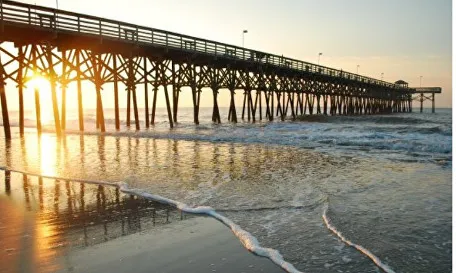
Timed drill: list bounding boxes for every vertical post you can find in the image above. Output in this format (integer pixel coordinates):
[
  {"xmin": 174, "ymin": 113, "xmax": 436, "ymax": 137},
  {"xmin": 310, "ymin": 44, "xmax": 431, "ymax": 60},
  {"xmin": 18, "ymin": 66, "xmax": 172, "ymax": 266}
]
[
  {"xmin": 132, "ymin": 84, "xmax": 140, "ymax": 130},
  {"xmin": 161, "ymin": 63, "xmax": 174, "ymax": 128},
  {"xmin": 258, "ymin": 90, "xmax": 262, "ymax": 120},
  {"xmin": 163, "ymin": 84, "xmax": 174, "ymax": 128},
  {"xmin": 46, "ymin": 44, "xmax": 62, "ymax": 136},
  {"xmin": 93, "ymin": 54, "xmax": 105, "ymax": 132},
  {"xmin": 211, "ymin": 86, "xmax": 221, "ymax": 123},
  {"xmin": 247, "ymin": 90, "xmax": 252, "ymax": 121},
  {"xmin": 113, "ymin": 55, "xmax": 120, "ymax": 130},
  {"xmin": 432, "ymin": 93, "xmax": 435, "ymax": 113},
  {"xmin": 18, "ymin": 46, "xmax": 24, "ymax": 135},
  {"xmin": 126, "ymin": 87, "xmax": 131, "ymax": 126},
  {"xmin": 151, "ymin": 85, "xmax": 158, "ymax": 125},
  {"xmin": 420, "ymin": 93, "xmax": 423, "ymax": 113},
  {"xmin": 61, "ymin": 50, "xmax": 66, "ymax": 131},
  {"xmin": 228, "ymin": 88, "xmax": 237, "ymax": 123},
  {"xmin": 0, "ymin": 69, "xmax": 10, "ymax": 140},
  {"xmin": 76, "ymin": 50, "xmax": 84, "ymax": 131},
  {"xmin": 34, "ymin": 88, "xmax": 41, "ymax": 134},
  {"xmin": 144, "ymin": 57, "xmax": 149, "ymax": 127},
  {"xmin": 241, "ymin": 91, "xmax": 247, "ymax": 120},
  {"xmin": 172, "ymin": 62, "xmax": 179, "ymax": 123},
  {"xmin": 271, "ymin": 90, "xmax": 274, "ymax": 120},
  {"xmin": 128, "ymin": 57, "xmax": 140, "ymax": 130}
]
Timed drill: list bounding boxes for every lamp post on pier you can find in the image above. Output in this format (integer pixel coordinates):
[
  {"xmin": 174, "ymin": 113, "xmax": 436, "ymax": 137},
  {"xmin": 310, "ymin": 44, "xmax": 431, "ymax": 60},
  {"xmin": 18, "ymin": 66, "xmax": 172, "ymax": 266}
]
[
  {"xmin": 356, "ymin": 65, "xmax": 360, "ymax": 74},
  {"xmin": 381, "ymin": 72, "xmax": 384, "ymax": 80},
  {"xmin": 420, "ymin": 75, "xmax": 423, "ymax": 87},
  {"xmin": 318, "ymin": 52, "xmax": 322, "ymax": 65},
  {"xmin": 242, "ymin": 30, "xmax": 248, "ymax": 47}
]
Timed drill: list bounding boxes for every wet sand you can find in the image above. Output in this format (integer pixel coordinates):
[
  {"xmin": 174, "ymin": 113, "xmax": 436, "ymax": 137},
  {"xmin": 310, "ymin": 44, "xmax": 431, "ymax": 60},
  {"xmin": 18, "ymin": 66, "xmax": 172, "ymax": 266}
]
[
  {"xmin": 57, "ymin": 216, "xmax": 280, "ymax": 273},
  {"xmin": 0, "ymin": 171, "xmax": 281, "ymax": 273}
]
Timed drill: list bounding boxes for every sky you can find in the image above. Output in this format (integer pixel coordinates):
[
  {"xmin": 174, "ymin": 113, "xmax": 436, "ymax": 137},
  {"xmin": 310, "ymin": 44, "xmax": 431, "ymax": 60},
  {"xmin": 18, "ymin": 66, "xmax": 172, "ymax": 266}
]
[{"xmin": 3, "ymin": 0, "xmax": 453, "ymax": 109}]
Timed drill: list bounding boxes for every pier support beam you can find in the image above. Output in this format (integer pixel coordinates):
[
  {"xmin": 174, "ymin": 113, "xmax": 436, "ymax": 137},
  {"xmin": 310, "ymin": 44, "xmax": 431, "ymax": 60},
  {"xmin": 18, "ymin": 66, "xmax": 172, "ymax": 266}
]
[
  {"xmin": 228, "ymin": 88, "xmax": 237, "ymax": 123},
  {"xmin": 0, "ymin": 71, "xmax": 10, "ymax": 140},
  {"xmin": 47, "ymin": 45, "xmax": 62, "ymax": 137},
  {"xmin": 34, "ymin": 88, "xmax": 41, "ymax": 134},
  {"xmin": 76, "ymin": 50, "xmax": 84, "ymax": 132},
  {"xmin": 61, "ymin": 50, "xmax": 67, "ymax": 131},
  {"xmin": 92, "ymin": 54, "xmax": 105, "ymax": 132},
  {"xmin": 151, "ymin": 85, "xmax": 158, "ymax": 125},
  {"xmin": 211, "ymin": 87, "xmax": 221, "ymax": 123},
  {"xmin": 144, "ymin": 58, "xmax": 150, "ymax": 127},
  {"xmin": 113, "ymin": 56, "xmax": 120, "ymax": 130},
  {"xmin": 17, "ymin": 46, "xmax": 24, "ymax": 135},
  {"xmin": 420, "ymin": 93, "xmax": 424, "ymax": 113}
]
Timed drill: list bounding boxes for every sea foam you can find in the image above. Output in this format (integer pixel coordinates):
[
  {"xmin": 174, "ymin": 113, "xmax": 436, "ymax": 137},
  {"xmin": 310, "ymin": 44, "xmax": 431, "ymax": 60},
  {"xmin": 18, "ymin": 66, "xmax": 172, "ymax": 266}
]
[{"xmin": 322, "ymin": 202, "xmax": 396, "ymax": 273}]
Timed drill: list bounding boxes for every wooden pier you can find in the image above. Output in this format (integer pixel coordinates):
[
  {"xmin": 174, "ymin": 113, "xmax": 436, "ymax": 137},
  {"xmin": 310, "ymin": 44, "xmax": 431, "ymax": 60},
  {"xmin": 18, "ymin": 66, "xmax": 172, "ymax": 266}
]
[{"xmin": 0, "ymin": 0, "xmax": 441, "ymax": 139}]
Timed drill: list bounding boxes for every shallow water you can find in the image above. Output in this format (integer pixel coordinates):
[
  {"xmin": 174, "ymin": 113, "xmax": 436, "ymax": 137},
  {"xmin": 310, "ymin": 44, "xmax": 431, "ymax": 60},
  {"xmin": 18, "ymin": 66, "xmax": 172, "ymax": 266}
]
[{"xmin": 0, "ymin": 107, "xmax": 452, "ymax": 272}]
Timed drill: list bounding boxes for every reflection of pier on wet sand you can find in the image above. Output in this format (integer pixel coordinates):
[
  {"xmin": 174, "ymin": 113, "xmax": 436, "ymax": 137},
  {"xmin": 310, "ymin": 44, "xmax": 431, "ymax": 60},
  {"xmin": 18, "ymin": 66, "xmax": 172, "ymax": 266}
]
[{"xmin": 0, "ymin": 171, "xmax": 280, "ymax": 273}]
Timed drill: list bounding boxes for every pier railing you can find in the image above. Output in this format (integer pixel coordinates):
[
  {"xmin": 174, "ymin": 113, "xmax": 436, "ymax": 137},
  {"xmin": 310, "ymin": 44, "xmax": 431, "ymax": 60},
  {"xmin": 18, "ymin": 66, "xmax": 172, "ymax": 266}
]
[{"xmin": 1, "ymin": 0, "xmax": 407, "ymax": 90}]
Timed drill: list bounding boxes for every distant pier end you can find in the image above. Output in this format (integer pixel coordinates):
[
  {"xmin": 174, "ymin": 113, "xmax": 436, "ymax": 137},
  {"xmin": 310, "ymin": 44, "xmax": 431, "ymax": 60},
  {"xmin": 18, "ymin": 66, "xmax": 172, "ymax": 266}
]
[
  {"xmin": 412, "ymin": 87, "xmax": 442, "ymax": 113},
  {"xmin": 395, "ymin": 81, "xmax": 441, "ymax": 113}
]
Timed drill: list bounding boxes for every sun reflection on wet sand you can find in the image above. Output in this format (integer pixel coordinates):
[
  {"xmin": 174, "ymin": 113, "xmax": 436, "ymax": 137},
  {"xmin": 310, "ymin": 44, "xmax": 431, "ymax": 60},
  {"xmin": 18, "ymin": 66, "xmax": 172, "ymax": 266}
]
[{"xmin": 0, "ymin": 170, "xmax": 185, "ymax": 272}]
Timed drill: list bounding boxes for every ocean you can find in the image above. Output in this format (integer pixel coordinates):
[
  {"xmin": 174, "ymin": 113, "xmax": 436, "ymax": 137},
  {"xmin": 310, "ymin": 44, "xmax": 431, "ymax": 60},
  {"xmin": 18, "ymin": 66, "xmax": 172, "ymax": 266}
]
[{"xmin": 0, "ymin": 107, "xmax": 452, "ymax": 272}]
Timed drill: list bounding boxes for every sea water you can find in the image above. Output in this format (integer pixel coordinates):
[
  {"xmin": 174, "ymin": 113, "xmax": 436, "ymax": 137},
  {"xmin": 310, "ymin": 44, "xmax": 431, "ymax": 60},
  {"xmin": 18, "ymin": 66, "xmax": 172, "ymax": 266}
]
[{"xmin": 0, "ymin": 107, "xmax": 452, "ymax": 272}]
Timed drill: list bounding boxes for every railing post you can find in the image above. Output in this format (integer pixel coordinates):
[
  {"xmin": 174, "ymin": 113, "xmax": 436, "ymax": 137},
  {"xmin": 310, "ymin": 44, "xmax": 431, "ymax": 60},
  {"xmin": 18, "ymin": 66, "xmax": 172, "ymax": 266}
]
[
  {"xmin": 166, "ymin": 33, "xmax": 168, "ymax": 47},
  {"xmin": 151, "ymin": 30, "xmax": 154, "ymax": 43},
  {"xmin": 99, "ymin": 20, "xmax": 102, "ymax": 36},
  {"xmin": 205, "ymin": 41, "xmax": 207, "ymax": 53},
  {"xmin": 136, "ymin": 26, "xmax": 138, "ymax": 42},
  {"xmin": 77, "ymin": 17, "xmax": 80, "ymax": 32},
  {"xmin": 28, "ymin": 7, "xmax": 31, "ymax": 24},
  {"xmin": 0, "ymin": 1, "xmax": 3, "ymax": 32}
]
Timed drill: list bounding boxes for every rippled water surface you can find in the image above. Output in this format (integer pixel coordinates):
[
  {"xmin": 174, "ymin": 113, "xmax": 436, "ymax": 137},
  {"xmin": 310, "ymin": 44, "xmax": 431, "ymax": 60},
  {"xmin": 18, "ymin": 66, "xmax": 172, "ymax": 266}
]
[{"xmin": 0, "ymin": 107, "xmax": 452, "ymax": 272}]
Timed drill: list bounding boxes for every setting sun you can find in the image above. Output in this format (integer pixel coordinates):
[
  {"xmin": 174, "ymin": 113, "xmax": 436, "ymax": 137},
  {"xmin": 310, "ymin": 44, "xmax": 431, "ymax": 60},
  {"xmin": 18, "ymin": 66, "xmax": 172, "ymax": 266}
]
[{"xmin": 27, "ymin": 74, "xmax": 49, "ymax": 92}]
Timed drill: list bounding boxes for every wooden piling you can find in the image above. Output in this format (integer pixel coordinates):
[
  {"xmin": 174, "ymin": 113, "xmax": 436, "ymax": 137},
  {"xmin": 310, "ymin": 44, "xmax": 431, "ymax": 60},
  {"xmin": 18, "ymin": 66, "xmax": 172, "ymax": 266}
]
[
  {"xmin": 420, "ymin": 93, "xmax": 424, "ymax": 113},
  {"xmin": 61, "ymin": 50, "xmax": 67, "ymax": 131},
  {"xmin": 132, "ymin": 85, "xmax": 140, "ymax": 130},
  {"xmin": 0, "ymin": 75, "xmax": 10, "ymax": 140},
  {"xmin": 212, "ymin": 87, "xmax": 221, "ymax": 123},
  {"xmin": 128, "ymin": 57, "xmax": 139, "ymax": 130},
  {"xmin": 172, "ymin": 62, "xmax": 179, "ymax": 123},
  {"xmin": 151, "ymin": 85, "xmax": 158, "ymax": 125},
  {"xmin": 34, "ymin": 88, "xmax": 41, "ymax": 134},
  {"xmin": 76, "ymin": 50, "xmax": 84, "ymax": 132},
  {"xmin": 241, "ymin": 91, "xmax": 247, "ymax": 120},
  {"xmin": 144, "ymin": 58, "xmax": 149, "ymax": 127},
  {"xmin": 93, "ymin": 54, "xmax": 105, "ymax": 132},
  {"xmin": 47, "ymin": 45, "xmax": 62, "ymax": 137},
  {"xmin": 126, "ymin": 86, "xmax": 131, "ymax": 127},
  {"xmin": 18, "ymin": 46, "xmax": 24, "ymax": 135},
  {"xmin": 228, "ymin": 88, "xmax": 237, "ymax": 123},
  {"xmin": 113, "ymin": 56, "xmax": 120, "ymax": 130},
  {"xmin": 163, "ymin": 84, "xmax": 174, "ymax": 128}
]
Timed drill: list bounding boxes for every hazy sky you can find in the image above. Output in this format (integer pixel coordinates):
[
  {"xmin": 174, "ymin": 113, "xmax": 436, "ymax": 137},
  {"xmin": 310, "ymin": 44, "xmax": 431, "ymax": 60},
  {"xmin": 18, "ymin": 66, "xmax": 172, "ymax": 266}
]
[{"xmin": 6, "ymin": 0, "xmax": 453, "ymax": 109}]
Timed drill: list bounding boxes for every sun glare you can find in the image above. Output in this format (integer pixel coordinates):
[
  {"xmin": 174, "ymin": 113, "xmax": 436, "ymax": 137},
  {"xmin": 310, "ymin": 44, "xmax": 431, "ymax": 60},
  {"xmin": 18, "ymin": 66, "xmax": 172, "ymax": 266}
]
[
  {"xmin": 28, "ymin": 75, "xmax": 50, "ymax": 91},
  {"xmin": 27, "ymin": 74, "xmax": 56, "ymax": 125}
]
